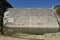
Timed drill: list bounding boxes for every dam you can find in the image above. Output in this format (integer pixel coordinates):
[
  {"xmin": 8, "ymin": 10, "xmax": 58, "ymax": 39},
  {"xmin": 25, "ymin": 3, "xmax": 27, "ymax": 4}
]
[{"xmin": 3, "ymin": 8, "xmax": 59, "ymax": 34}]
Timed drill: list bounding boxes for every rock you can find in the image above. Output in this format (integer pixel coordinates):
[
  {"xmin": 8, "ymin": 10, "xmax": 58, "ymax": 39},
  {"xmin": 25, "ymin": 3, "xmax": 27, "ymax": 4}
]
[{"xmin": 3, "ymin": 8, "xmax": 59, "ymax": 35}]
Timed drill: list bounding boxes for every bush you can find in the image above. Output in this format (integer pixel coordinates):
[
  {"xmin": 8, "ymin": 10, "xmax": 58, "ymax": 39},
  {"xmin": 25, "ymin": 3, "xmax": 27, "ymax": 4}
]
[{"xmin": 56, "ymin": 7, "xmax": 60, "ymax": 16}]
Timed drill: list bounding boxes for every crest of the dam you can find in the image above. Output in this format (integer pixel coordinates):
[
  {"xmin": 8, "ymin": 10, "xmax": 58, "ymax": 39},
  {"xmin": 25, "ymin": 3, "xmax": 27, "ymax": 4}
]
[{"xmin": 3, "ymin": 8, "xmax": 60, "ymax": 35}]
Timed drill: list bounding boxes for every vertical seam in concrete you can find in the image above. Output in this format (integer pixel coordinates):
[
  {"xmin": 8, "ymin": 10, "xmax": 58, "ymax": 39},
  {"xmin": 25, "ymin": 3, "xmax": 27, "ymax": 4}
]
[{"xmin": 52, "ymin": 9, "xmax": 60, "ymax": 31}]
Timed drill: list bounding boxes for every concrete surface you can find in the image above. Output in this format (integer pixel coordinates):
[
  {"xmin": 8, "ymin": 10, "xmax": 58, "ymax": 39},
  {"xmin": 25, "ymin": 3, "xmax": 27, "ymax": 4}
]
[{"xmin": 3, "ymin": 8, "xmax": 59, "ymax": 34}]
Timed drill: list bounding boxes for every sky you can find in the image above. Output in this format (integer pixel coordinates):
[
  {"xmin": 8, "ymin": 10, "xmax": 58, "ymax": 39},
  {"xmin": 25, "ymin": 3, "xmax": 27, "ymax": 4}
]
[{"xmin": 7, "ymin": 0, "xmax": 60, "ymax": 8}]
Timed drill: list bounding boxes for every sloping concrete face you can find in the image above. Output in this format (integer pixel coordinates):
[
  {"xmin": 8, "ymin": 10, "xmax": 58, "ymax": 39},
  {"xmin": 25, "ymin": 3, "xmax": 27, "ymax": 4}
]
[{"xmin": 3, "ymin": 8, "xmax": 59, "ymax": 34}]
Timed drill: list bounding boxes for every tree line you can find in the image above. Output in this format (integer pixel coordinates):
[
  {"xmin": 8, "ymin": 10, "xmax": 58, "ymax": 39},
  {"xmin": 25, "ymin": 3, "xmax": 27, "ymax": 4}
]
[
  {"xmin": 54, "ymin": 5, "xmax": 60, "ymax": 16},
  {"xmin": 0, "ymin": 0, "xmax": 13, "ymax": 35}
]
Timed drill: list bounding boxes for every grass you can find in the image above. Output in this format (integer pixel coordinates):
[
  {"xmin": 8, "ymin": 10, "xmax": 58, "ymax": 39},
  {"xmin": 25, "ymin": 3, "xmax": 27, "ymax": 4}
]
[
  {"xmin": 29, "ymin": 38, "xmax": 45, "ymax": 40},
  {"xmin": 12, "ymin": 33, "xmax": 29, "ymax": 38},
  {"xmin": 10, "ymin": 33, "xmax": 45, "ymax": 40}
]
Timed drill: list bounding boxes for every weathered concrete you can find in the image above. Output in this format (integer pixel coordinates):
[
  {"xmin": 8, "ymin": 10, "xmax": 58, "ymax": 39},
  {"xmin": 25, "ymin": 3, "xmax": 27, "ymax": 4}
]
[{"xmin": 3, "ymin": 8, "xmax": 59, "ymax": 34}]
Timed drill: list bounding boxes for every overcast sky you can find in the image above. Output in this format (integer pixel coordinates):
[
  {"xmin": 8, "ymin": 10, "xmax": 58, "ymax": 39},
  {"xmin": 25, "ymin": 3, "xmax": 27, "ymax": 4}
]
[{"xmin": 7, "ymin": 0, "xmax": 60, "ymax": 8}]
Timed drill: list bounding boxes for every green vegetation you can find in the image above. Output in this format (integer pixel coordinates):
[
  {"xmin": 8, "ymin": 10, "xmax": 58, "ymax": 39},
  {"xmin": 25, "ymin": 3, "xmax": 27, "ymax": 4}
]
[
  {"xmin": 30, "ymin": 38, "xmax": 44, "ymax": 40},
  {"xmin": 0, "ymin": 0, "xmax": 13, "ymax": 34},
  {"xmin": 54, "ymin": 5, "xmax": 60, "ymax": 16},
  {"xmin": 12, "ymin": 33, "xmax": 32, "ymax": 38},
  {"xmin": 56, "ymin": 7, "xmax": 60, "ymax": 16},
  {"xmin": 11, "ymin": 33, "xmax": 45, "ymax": 40},
  {"xmin": 0, "ymin": 0, "xmax": 13, "ymax": 8}
]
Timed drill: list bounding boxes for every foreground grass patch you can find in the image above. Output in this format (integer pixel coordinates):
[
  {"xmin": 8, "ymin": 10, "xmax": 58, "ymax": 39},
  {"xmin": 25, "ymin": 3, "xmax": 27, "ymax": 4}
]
[
  {"xmin": 11, "ymin": 33, "xmax": 45, "ymax": 40},
  {"xmin": 12, "ymin": 33, "xmax": 30, "ymax": 38},
  {"xmin": 30, "ymin": 38, "xmax": 45, "ymax": 40}
]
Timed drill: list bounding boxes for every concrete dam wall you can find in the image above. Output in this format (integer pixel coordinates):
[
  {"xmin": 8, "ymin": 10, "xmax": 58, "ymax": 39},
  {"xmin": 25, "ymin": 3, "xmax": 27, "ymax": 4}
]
[{"xmin": 3, "ymin": 8, "xmax": 59, "ymax": 34}]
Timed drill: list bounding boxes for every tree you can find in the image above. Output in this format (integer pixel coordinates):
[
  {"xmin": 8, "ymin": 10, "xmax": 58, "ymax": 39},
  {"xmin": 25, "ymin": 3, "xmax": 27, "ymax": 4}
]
[
  {"xmin": 0, "ymin": 0, "xmax": 13, "ymax": 12},
  {"xmin": 54, "ymin": 5, "xmax": 60, "ymax": 16},
  {"xmin": 0, "ymin": 0, "xmax": 13, "ymax": 35},
  {"xmin": 56, "ymin": 6, "xmax": 60, "ymax": 16}
]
